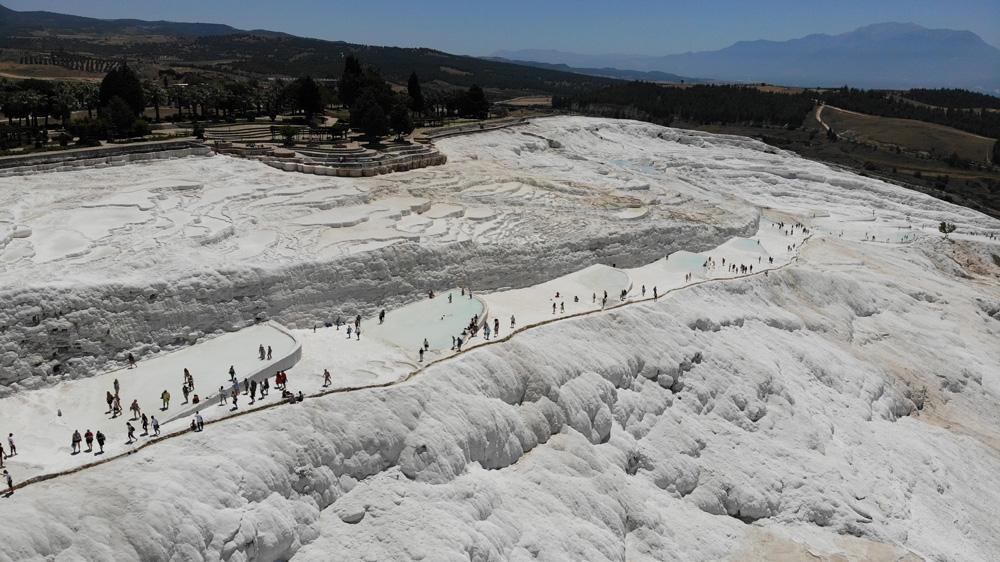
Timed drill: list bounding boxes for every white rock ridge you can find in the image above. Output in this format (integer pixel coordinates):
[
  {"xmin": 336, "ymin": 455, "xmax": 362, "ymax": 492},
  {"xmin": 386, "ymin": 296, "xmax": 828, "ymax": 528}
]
[{"xmin": 0, "ymin": 117, "xmax": 997, "ymax": 561}]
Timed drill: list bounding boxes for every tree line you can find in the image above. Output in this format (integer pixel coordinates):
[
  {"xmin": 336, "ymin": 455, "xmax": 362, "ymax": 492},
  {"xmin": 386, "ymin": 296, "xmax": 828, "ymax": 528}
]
[
  {"xmin": 901, "ymin": 89, "xmax": 1000, "ymax": 110},
  {"xmin": 553, "ymin": 82, "xmax": 815, "ymax": 129}
]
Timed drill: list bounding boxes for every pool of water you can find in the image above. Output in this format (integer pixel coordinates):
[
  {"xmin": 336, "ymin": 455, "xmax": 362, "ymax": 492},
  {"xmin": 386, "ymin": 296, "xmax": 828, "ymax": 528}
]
[
  {"xmin": 665, "ymin": 251, "xmax": 708, "ymax": 271},
  {"xmin": 370, "ymin": 290, "xmax": 484, "ymax": 351}
]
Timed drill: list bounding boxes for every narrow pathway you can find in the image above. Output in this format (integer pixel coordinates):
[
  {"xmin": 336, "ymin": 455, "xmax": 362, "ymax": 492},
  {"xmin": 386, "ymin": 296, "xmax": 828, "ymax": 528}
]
[{"xmin": 2, "ymin": 218, "xmax": 813, "ymax": 493}]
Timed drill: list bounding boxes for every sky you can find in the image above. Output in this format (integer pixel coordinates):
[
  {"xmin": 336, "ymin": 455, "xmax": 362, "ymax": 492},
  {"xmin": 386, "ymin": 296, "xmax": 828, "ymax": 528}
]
[{"xmin": 5, "ymin": 0, "xmax": 999, "ymax": 55}]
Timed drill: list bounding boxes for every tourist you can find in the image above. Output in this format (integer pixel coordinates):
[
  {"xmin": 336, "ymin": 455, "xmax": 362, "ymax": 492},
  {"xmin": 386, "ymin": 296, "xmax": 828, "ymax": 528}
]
[
  {"xmin": 379, "ymin": 309, "xmax": 386, "ymax": 324},
  {"xmin": 231, "ymin": 389, "xmax": 239, "ymax": 409},
  {"xmin": 84, "ymin": 429, "xmax": 94, "ymax": 452},
  {"xmin": 3, "ymin": 469, "xmax": 12, "ymax": 496},
  {"xmin": 448, "ymin": 294, "xmax": 453, "ymax": 303},
  {"xmin": 262, "ymin": 378, "xmax": 269, "ymax": 398},
  {"xmin": 250, "ymin": 380, "xmax": 258, "ymax": 404},
  {"xmin": 418, "ymin": 348, "xmax": 424, "ymax": 362},
  {"xmin": 560, "ymin": 302, "xmax": 565, "ymax": 313},
  {"xmin": 95, "ymin": 431, "xmax": 105, "ymax": 454},
  {"xmin": 113, "ymin": 378, "xmax": 120, "ymax": 395},
  {"xmin": 106, "ymin": 391, "xmax": 115, "ymax": 413},
  {"xmin": 161, "ymin": 389, "xmax": 171, "ymax": 410},
  {"xmin": 112, "ymin": 395, "xmax": 122, "ymax": 418},
  {"xmin": 423, "ymin": 338, "xmax": 429, "ymax": 351},
  {"xmin": 323, "ymin": 369, "xmax": 332, "ymax": 387},
  {"xmin": 129, "ymin": 399, "xmax": 141, "ymax": 420},
  {"xmin": 182, "ymin": 383, "xmax": 190, "ymax": 403},
  {"xmin": 347, "ymin": 325, "xmax": 353, "ymax": 339},
  {"xmin": 258, "ymin": 344, "xmax": 266, "ymax": 360},
  {"xmin": 126, "ymin": 422, "xmax": 136, "ymax": 444},
  {"xmin": 141, "ymin": 413, "xmax": 149, "ymax": 436},
  {"xmin": 653, "ymin": 286, "xmax": 658, "ymax": 300},
  {"xmin": 493, "ymin": 318, "xmax": 499, "ymax": 336},
  {"xmin": 243, "ymin": 378, "xmax": 250, "ymax": 395},
  {"xmin": 0, "ymin": 441, "xmax": 5, "ymax": 468},
  {"xmin": 267, "ymin": 346, "xmax": 272, "ymax": 360},
  {"xmin": 641, "ymin": 285, "xmax": 646, "ymax": 296},
  {"xmin": 3, "ymin": 435, "xmax": 11, "ymax": 458},
  {"xmin": 229, "ymin": 365, "xmax": 236, "ymax": 381},
  {"xmin": 510, "ymin": 315, "xmax": 516, "ymax": 328},
  {"xmin": 128, "ymin": 353, "xmax": 136, "ymax": 369},
  {"xmin": 356, "ymin": 327, "xmax": 361, "ymax": 340},
  {"xmin": 552, "ymin": 302, "xmax": 557, "ymax": 314},
  {"xmin": 196, "ymin": 413, "xmax": 204, "ymax": 432},
  {"xmin": 71, "ymin": 430, "xmax": 82, "ymax": 454},
  {"xmin": 218, "ymin": 386, "xmax": 226, "ymax": 406}
]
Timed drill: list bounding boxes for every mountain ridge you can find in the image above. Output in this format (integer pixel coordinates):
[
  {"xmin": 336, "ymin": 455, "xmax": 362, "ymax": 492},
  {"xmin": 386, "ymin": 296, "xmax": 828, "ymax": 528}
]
[{"xmin": 494, "ymin": 22, "xmax": 1000, "ymax": 91}]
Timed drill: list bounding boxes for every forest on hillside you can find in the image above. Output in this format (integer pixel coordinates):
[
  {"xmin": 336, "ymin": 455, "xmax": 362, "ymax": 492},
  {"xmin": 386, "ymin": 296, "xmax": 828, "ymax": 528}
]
[
  {"xmin": 819, "ymin": 88, "xmax": 1000, "ymax": 139},
  {"xmin": 553, "ymin": 82, "xmax": 815, "ymax": 128}
]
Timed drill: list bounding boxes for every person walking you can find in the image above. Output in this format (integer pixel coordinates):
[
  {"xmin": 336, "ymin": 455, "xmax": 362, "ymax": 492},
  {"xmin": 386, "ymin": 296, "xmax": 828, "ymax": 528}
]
[
  {"xmin": 3, "ymin": 469, "xmax": 12, "ymax": 496},
  {"xmin": 8, "ymin": 433, "xmax": 16, "ymax": 457},
  {"xmin": 0, "ymin": 442, "xmax": 5, "ymax": 468},
  {"xmin": 195, "ymin": 413, "xmax": 204, "ymax": 432},
  {"xmin": 261, "ymin": 378, "xmax": 269, "ymax": 399},
  {"xmin": 379, "ymin": 309, "xmax": 385, "ymax": 324},
  {"xmin": 151, "ymin": 416, "xmax": 160, "ymax": 437},
  {"xmin": 510, "ymin": 315, "xmax": 516, "ymax": 328},
  {"xmin": 267, "ymin": 346, "xmax": 272, "ymax": 360},
  {"xmin": 106, "ymin": 391, "xmax": 115, "ymax": 414},
  {"xmin": 423, "ymin": 338, "xmax": 429, "ymax": 351},
  {"xmin": 182, "ymin": 384, "xmax": 190, "ymax": 404},
  {"xmin": 418, "ymin": 348, "xmax": 425, "ymax": 362},
  {"xmin": 84, "ymin": 429, "xmax": 94, "ymax": 452},
  {"xmin": 323, "ymin": 369, "xmax": 332, "ymax": 387},
  {"xmin": 229, "ymin": 365, "xmax": 236, "ymax": 381},
  {"xmin": 112, "ymin": 395, "xmax": 122, "ymax": 418},
  {"xmin": 128, "ymin": 353, "xmax": 136, "ymax": 369},
  {"xmin": 95, "ymin": 431, "xmax": 105, "ymax": 454},
  {"xmin": 258, "ymin": 344, "xmax": 266, "ymax": 360},
  {"xmin": 250, "ymin": 380, "xmax": 258, "ymax": 404},
  {"xmin": 161, "ymin": 389, "xmax": 171, "ymax": 410},
  {"xmin": 113, "ymin": 378, "xmax": 120, "ymax": 395},
  {"xmin": 126, "ymin": 422, "xmax": 136, "ymax": 444},
  {"xmin": 218, "ymin": 386, "xmax": 226, "ymax": 406},
  {"xmin": 130, "ymin": 399, "xmax": 141, "ymax": 420},
  {"xmin": 71, "ymin": 430, "xmax": 82, "ymax": 454},
  {"xmin": 141, "ymin": 413, "xmax": 149, "ymax": 436}
]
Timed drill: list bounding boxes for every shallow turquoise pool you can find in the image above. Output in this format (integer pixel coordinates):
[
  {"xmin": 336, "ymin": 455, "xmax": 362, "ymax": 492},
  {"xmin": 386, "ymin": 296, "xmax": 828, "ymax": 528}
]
[{"xmin": 372, "ymin": 291, "xmax": 484, "ymax": 351}]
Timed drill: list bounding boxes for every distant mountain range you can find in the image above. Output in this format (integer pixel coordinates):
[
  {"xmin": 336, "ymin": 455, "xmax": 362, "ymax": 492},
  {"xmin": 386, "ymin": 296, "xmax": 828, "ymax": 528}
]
[
  {"xmin": 494, "ymin": 23, "xmax": 1000, "ymax": 92},
  {"xmin": 484, "ymin": 58, "xmax": 703, "ymax": 84}
]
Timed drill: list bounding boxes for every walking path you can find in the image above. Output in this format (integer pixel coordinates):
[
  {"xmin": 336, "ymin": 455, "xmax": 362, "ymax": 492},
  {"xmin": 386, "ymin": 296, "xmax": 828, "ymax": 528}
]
[{"xmin": 0, "ymin": 215, "xmax": 812, "ymax": 492}]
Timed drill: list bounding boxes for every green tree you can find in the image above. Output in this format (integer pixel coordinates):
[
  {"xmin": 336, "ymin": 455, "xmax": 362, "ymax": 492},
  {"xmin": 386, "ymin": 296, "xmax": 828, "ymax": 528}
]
[
  {"xmin": 389, "ymin": 103, "xmax": 414, "ymax": 140},
  {"xmin": 461, "ymin": 84, "xmax": 489, "ymax": 119},
  {"xmin": 143, "ymin": 80, "xmax": 167, "ymax": 122},
  {"xmin": 938, "ymin": 222, "xmax": 957, "ymax": 238},
  {"xmin": 103, "ymin": 96, "xmax": 137, "ymax": 139},
  {"xmin": 351, "ymin": 90, "xmax": 388, "ymax": 143},
  {"xmin": 99, "ymin": 66, "xmax": 144, "ymax": 116},
  {"xmin": 407, "ymin": 72, "xmax": 425, "ymax": 114},
  {"xmin": 339, "ymin": 55, "xmax": 364, "ymax": 108},
  {"xmin": 289, "ymin": 76, "xmax": 324, "ymax": 121}
]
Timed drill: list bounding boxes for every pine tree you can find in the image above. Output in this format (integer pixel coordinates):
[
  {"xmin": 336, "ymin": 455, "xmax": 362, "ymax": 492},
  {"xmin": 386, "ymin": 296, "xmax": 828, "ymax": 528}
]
[
  {"xmin": 407, "ymin": 72, "xmax": 424, "ymax": 115},
  {"xmin": 339, "ymin": 55, "xmax": 364, "ymax": 108}
]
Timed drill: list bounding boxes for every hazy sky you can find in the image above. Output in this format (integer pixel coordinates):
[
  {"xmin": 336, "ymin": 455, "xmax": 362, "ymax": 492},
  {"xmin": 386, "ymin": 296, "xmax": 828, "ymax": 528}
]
[{"xmin": 7, "ymin": 0, "xmax": 999, "ymax": 55}]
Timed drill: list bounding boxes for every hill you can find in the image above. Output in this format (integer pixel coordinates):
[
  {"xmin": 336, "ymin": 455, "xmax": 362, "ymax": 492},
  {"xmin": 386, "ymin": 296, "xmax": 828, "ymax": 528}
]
[
  {"xmin": 0, "ymin": 4, "xmax": 616, "ymax": 95},
  {"xmin": 496, "ymin": 23, "xmax": 1000, "ymax": 91}
]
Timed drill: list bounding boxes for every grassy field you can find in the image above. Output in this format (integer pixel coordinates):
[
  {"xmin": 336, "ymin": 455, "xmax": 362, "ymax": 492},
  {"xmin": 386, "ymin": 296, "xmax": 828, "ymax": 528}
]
[{"xmin": 820, "ymin": 105, "xmax": 995, "ymax": 163}]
